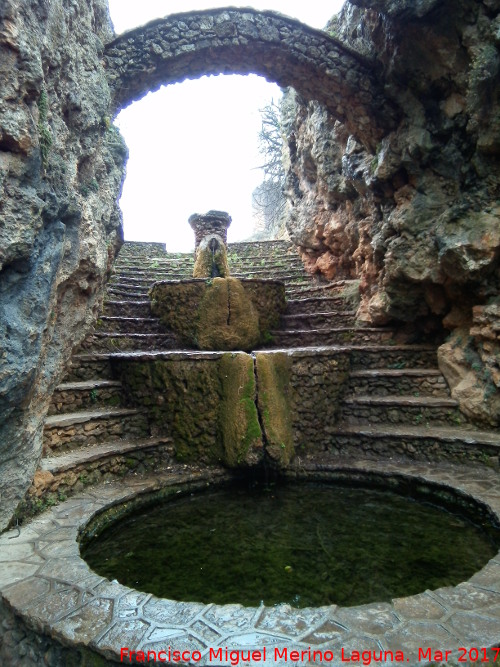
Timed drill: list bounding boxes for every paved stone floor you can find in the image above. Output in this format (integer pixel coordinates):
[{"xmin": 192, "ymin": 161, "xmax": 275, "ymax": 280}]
[{"xmin": 1, "ymin": 460, "xmax": 499, "ymax": 666}]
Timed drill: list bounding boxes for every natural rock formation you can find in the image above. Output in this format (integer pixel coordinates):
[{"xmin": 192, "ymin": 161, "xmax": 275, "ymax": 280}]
[
  {"xmin": 0, "ymin": 0, "xmax": 125, "ymax": 530},
  {"xmin": 282, "ymin": 0, "xmax": 500, "ymax": 424},
  {"xmin": 2, "ymin": 0, "xmax": 498, "ymax": 532}
]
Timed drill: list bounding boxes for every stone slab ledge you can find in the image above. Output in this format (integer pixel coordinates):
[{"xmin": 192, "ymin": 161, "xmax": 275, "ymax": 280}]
[
  {"xmin": 40, "ymin": 436, "xmax": 174, "ymax": 474},
  {"xmin": 331, "ymin": 423, "xmax": 500, "ymax": 447},
  {"xmin": 44, "ymin": 407, "xmax": 142, "ymax": 428},
  {"xmin": 55, "ymin": 379, "xmax": 122, "ymax": 392},
  {"xmin": 342, "ymin": 395, "xmax": 459, "ymax": 408}
]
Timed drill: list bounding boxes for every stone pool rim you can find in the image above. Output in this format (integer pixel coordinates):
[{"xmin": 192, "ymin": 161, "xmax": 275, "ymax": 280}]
[{"xmin": 1, "ymin": 460, "xmax": 500, "ymax": 665}]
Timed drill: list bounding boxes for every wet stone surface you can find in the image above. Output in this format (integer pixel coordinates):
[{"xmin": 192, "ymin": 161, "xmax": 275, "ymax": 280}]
[{"xmin": 1, "ymin": 461, "xmax": 499, "ymax": 666}]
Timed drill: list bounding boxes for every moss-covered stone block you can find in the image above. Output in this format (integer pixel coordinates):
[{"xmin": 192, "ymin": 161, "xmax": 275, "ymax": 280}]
[
  {"xmin": 114, "ymin": 353, "xmax": 264, "ymax": 468},
  {"xmin": 219, "ymin": 353, "xmax": 263, "ymax": 466},
  {"xmin": 149, "ymin": 277, "xmax": 286, "ymax": 351},
  {"xmin": 255, "ymin": 352, "xmax": 294, "ymax": 466}
]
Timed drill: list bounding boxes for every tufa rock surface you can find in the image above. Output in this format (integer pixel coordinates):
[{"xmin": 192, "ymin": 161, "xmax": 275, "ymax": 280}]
[
  {"xmin": 0, "ymin": 0, "xmax": 126, "ymax": 531},
  {"xmin": 282, "ymin": 0, "xmax": 500, "ymax": 424}
]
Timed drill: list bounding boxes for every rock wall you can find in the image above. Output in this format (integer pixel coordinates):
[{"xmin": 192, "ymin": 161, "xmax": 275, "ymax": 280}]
[
  {"xmin": 283, "ymin": 0, "xmax": 500, "ymax": 424},
  {"xmin": 0, "ymin": 0, "xmax": 126, "ymax": 531}
]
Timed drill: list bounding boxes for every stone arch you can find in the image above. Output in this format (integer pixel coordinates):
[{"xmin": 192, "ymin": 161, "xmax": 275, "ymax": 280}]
[{"xmin": 104, "ymin": 8, "xmax": 399, "ymax": 149}]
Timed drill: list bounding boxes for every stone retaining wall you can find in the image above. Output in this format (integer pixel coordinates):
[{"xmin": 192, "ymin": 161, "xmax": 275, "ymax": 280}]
[
  {"xmin": 327, "ymin": 432, "xmax": 500, "ymax": 467},
  {"xmin": 347, "ymin": 372, "xmax": 449, "ymax": 397}
]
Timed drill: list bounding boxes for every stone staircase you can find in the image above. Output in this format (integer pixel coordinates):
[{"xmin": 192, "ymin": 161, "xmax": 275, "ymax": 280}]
[{"xmin": 28, "ymin": 240, "xmax": 499, "ymax": 510}]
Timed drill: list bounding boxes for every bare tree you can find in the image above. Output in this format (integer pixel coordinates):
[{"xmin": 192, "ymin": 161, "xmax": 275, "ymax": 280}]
[{"xmin": 251, "ymin": 99, "xmax": 287, "ymax": 239}]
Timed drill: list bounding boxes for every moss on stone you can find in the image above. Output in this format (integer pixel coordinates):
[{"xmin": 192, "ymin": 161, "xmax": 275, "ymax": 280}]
[
  {"xmin": 219, "ymin": 353, "xmax": 263, "ymax": 467},
  {"xmin": 150, "ymin": 278, "xmax": 286, "ymax": 351},
  {"xmin": 196, "ymin": 278, "xmax": 260, "ymax": 351},
  {"xmin": 149, "ymin": 281, "xmax": 203, "ymax": 346},
  {"xmin": 193, "ymin": 241, "xmax": 229, "ymax": 278},
  {"xmin": 255, "ymin": 352, "xmax": 294, "ymax": 466},
  {"xmin": 240, "ymin": 280, "xmax": 287, "ymax": 337}
]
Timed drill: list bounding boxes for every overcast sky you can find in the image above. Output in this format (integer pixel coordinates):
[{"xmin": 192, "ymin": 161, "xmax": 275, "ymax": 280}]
[{"xmin": 107, "ymin": 1, "xmax": 345, "ymax": 251}]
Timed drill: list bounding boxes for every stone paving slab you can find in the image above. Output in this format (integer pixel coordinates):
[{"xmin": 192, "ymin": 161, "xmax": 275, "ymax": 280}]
[{"xmin": 1, "ymin": 461, "xmax": 499, "ymax": 666}]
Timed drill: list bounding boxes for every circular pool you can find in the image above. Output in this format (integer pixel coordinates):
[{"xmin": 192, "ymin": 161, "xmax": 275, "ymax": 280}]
[
  {"xmin": 1, "ymin": 460, "xmax": 500, "ymax": 665},
  {"xmin": 81, "ymin": 480, "xmax": 499, "ymax": 609}
]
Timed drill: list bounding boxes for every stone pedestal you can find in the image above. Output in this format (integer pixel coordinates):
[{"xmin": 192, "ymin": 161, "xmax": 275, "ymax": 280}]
[{"xmin": 188, "ymin": 210, "xmax": 231, "ymax": 251}]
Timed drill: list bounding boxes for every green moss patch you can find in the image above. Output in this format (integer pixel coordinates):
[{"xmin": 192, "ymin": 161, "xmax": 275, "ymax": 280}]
[
  {"xmin": 197, "ymin": 278, "xmax": 260, "ymax": 351},
  {"xmin": 219, "ymin": 353, "xmax": 263, "ymax": 467},
  {"xmin": 193, "ymin": 243, "xmax": 229, "ymax": 278},
  {"xmin": 150, "ymin": 277, "xmax": 284, "ymax": 351},
  {"xmin": 115, "ymin": 354, "xmax": 264, "ymax": 468},
  {"xmin": 255, "ymin": 352, "xmax": 294, "ymax": 466}
]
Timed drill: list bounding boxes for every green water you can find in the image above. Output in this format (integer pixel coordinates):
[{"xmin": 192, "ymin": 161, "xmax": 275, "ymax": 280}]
[{"xmin": 82, "ymin": 483, "xmax": 499, "ymax": 608}]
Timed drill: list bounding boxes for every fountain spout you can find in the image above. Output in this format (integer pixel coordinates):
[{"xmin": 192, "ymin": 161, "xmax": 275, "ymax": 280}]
[{"xmin": 189, "ymin": 210, "xmax": 231, "ymax": 279}]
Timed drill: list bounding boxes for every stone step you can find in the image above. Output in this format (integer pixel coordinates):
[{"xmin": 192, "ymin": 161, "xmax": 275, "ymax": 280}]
[
  {"xmin": 43, "ymin": 408, "xmax": 150, "ymax": 454},
  {"xmin": 94, "ymin": 316, "xmax": 163, "ymax": 334},
  {"xmin": 115, "ymin": 259, "xmax": 304, "ymax": 274},
  {"xmin": 110, "ymin": 271, "xmax": 308, "ymax": 286},
  {"xmin": 349, "ymin": 345, "xmax": 438, "ymax": 370},
  {"xmin": 229, "ymin": 259, "xmax": 304, "ymax": 269},
  {"xmin": 341, "ymin": 395, "xmax": 466, "ymax": 428},
  {"xmin": 76, "ymin": 332, "xmax": 177, "ymax": 353},
  {"xmin": 267, "ymin": 327, "xmax": 395, "ymax": 347},
  {"xmin": 112, "ymin": 269, "xmax": 193, "ymax": 281},
  {"xmin": 66, "ymin": 355, "xmax": 113, "ymax": 382},
  {"xmin": 107, "ymin": 282, "xmax": 150, "ymax": 294},
  {"xmin": 286, "ymin": 297, "xmax": 353, "ymax": 314},
  {"xmin": 346, "ymin": 369, "xmax": 450, "ymax": 398},
  {"xmin": 110, "ymin": 273, "xmax": 191, "ymax": 285},
  {"xmin": 48, "ymin": 380, "xmax": 123, "ymax": 415},
  {"xmin": 281, "ymin": 311, "xmax": 357, "ymax": 329},
  {"xmin": 101, "ymin": 300, "xmax": 151, "ymax": 318},
  {"xmin": 118, "ymin": 241, "xmax": 167, "ymax": 256},
  {"xmin": 40, "ymin": 436, "xmax": 173, "ymax": 474},
  {"xmin": 34, "ymin": 437, "xmax": 175, "ymax": 501},
  {"xmin": 106, "ymin": 286, "xmax": 152, "ymax": 300},
  {"xmin": 286, "ymin": 285, "xmax": 348, "ymax": 299},
  {"xmin": 285, "ymin": 278, "xmax": 325, "ymax": 288},
  {"xmin": 231, "ymin": 272, "xmax": 307, "ymax": 282},
  {"xmin": 114, "ymin": 259, "xmax": 193, "ymax": 271},
  {"xmin": 325, "ymin": 423, "xmax": 500, "ymax": 465}
]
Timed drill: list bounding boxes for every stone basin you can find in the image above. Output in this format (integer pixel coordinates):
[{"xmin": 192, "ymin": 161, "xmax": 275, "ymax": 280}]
[{"xmin": 1, "ymin": 460, "xmax": 500, "ymax": 665}]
